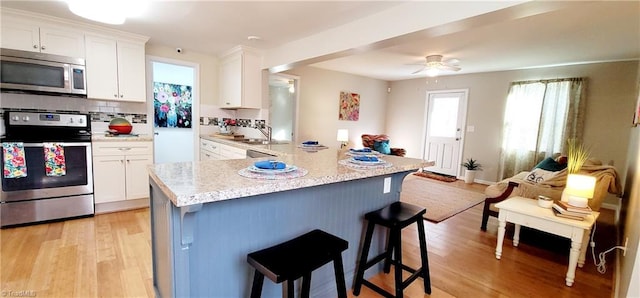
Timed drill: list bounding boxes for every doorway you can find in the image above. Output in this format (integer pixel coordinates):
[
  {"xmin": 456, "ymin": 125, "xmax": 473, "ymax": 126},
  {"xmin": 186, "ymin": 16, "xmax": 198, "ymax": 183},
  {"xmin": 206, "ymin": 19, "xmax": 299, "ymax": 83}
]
[
  {"xmin": 268, "ymin": 73, "xmax": 299, "ymax": 142},
  {"xmin": 147, "ymin": 57, "xmax": 199, "ymax": 164},
  {"xmin": 422, "ymin": 90, "xmax": 468, "ymax": 177}
]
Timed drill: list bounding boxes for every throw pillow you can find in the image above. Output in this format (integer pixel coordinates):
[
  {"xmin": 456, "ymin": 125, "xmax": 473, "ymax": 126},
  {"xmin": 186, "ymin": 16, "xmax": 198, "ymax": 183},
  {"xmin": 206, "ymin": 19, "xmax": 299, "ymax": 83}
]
[
  {"xmin": 373, "ymin": 140, "xmax": 391, "ymax": 155},
  {"xmin": 525, "ymin": 168, "xmax": 558, "ymax": 184},
  {"xmin": 534, "ymin": 157, "xmax": 567, "ymax": 172}
]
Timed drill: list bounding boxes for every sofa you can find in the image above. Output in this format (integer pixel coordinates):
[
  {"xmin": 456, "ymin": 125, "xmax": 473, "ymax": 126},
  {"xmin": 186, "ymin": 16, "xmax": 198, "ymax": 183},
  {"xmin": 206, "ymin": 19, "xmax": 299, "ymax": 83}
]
[
  {"xmin": 361, "ymin": 134, "xmax": 406, "ymax": 157},
  {"xmin": 480, "ymin": 159, "xmax": 621, "ymax": 230}
]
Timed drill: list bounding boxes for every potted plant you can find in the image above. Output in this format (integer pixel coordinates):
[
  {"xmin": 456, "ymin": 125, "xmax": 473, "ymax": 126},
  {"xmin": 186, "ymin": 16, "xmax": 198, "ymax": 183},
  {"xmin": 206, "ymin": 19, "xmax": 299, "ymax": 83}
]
[{"xmin": 462, "ymin": 158, "xmax": 482, "ymax": 184}]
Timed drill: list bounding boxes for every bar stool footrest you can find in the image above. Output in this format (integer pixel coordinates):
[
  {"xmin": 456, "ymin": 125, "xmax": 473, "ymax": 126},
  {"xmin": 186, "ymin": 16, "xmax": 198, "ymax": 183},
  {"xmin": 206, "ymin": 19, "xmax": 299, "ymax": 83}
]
[{"xmin": 362, "ymin": 280, "xmax": 395, "ymax": 298}]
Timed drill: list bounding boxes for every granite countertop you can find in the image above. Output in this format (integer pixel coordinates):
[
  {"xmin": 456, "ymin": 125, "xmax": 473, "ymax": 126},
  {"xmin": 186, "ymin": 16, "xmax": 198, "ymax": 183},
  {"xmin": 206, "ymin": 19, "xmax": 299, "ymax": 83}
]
[
  {"xmin": 148, "ymin": 146, "xmax": 431, "ymax": 207},
  {"xmin": 92, "ymin": 134, "xmax": 153, "ymax": 142}
]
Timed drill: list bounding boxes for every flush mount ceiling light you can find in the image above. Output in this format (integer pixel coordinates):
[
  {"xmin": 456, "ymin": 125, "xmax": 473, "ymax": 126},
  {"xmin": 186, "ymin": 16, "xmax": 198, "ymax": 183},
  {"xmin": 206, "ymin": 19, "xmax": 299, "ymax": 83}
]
[
  {"xmin": 65, "ymin": 0, "xmax": 149, "ymax": 25},
  {"xmin": 412, "ymin": 55, "xmax": 461, "ymax": 77},
  {"xmin": 288, "ymin": 80, "xmax": 295, "ymax": 93}
]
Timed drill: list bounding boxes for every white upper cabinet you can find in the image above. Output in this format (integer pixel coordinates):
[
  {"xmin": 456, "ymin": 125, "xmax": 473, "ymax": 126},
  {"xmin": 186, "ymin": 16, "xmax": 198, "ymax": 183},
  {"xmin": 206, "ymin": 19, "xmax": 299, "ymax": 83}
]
[
  {"xmin": 116, "ymin": 40, "xmax": 147, "ymax": 101},
  {"xmin": 1, "ymin": 15, "xmax": 85, "ymax": 58},
  {"xmin": 1, "ymin": 8, "xmax": 148, "ymax": 102},
  {"xmin": 219, "ymin": 46, "xmax": 262, "ymax": 109},
  {"xmin": 85, "ymin": 35, "xmax": 146, "ymax": 102}
]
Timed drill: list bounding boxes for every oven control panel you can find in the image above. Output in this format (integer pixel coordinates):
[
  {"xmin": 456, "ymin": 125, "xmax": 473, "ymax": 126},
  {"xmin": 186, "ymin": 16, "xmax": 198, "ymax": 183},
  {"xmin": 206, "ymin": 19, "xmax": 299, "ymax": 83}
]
[{"xmin": 7, "ymin": 112, "xmax": 88, "ymax": 128}]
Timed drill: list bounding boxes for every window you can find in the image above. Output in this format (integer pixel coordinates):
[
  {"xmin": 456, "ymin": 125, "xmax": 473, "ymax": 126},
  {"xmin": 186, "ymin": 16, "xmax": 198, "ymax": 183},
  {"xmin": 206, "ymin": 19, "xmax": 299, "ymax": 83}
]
[{"xmin": 499, "ymin": 78, "xmax": 585, "ymax": 179}]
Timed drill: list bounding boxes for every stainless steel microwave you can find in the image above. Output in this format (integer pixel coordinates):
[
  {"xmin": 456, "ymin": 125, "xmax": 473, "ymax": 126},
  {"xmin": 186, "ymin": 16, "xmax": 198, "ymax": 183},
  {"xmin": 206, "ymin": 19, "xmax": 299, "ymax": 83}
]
[{"xmin": 0, "ymin": 48, "xmax": 87, "ymax": 97}]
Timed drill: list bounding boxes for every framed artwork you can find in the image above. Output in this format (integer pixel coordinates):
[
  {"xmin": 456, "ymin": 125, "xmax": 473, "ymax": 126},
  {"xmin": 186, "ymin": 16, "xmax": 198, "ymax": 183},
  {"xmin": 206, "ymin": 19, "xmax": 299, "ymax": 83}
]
[
  {"xmin": 153, "ymin": 81, "xmax": 193, "ymax": 128},
  {"xmin": 339, "ymin": 91, "xmax": 360, "ymax": 121}
]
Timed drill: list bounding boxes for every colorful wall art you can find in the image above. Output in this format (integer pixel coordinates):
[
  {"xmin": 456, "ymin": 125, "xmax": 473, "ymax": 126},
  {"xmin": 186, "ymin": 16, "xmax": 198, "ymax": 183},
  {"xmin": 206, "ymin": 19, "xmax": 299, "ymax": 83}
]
[
  {"xmin": 154, "ymin": 82, "xmax": 192, "ymax": 128},
  {"xmin": 339, "ymin": 91, "xmax": 360, "ymax": 121}
]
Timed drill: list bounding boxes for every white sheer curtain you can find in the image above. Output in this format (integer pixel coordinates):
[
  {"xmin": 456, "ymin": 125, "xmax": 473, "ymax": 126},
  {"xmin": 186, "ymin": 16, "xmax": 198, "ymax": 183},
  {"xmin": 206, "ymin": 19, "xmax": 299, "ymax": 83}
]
[{"xmin": 499, "ymin": 78, "xmax": 585, "ymax": 179}]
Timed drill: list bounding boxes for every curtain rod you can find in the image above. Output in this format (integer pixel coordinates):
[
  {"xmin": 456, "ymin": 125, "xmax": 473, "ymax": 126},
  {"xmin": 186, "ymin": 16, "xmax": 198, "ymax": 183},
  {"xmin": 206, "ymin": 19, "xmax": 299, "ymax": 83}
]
[{"xmin": 511, "ymin": 77, "xmax": 584, "ymax": 85}]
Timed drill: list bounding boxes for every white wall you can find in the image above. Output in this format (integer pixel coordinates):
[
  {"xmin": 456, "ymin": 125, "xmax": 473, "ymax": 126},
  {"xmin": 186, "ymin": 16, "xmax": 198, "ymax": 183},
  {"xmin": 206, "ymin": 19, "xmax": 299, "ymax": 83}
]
[
  {"xmin": 286, "ymin": 66, "xmax": 389, "ymax": 148},
  {"xmin": 387, "ymin": 61, "xmax": 639, "ymax": 183}
]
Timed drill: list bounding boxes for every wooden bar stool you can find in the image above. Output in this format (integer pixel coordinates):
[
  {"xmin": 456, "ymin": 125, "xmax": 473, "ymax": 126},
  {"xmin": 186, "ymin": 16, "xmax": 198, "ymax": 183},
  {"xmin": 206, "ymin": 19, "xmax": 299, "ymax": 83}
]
[
  {"xmin": 247, "ymin": 229, "xmax": 348, "ymax": 298},
  {"xmin": 353, "ymin": 201, "xmax": 431, "ymax": 298}
]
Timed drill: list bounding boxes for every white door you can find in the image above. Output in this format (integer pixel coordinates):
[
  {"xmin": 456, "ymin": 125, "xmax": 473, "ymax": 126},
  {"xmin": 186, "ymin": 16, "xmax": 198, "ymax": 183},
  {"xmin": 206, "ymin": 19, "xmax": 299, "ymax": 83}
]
[
  {"xmin": 423, "ymin": 90, "xmax": 468, "ymax": 177},
  {"xmin": 148, "ymin": 58, "xmax": 199, "ymax": 164}
]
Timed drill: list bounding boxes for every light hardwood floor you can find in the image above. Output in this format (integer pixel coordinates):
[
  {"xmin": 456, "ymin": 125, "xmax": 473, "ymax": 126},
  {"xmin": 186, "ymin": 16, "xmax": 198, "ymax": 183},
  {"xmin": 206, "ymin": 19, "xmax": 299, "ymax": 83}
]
[{"xmin": 1, "ymin": 179, "xmax": 615, "ymax": 297}]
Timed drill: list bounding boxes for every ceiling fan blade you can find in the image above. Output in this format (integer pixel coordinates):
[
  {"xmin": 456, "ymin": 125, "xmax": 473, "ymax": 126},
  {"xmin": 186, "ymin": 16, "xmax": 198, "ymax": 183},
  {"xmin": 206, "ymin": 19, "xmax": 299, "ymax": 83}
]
[
  {"xmin": 439, "ymin": 65, "xmax": 461, "ymax": 72},
  {"xmin": 412, "ymin": 66, "xmax": 427, "ymax": 74},
  {"xmin": 444, "ymin": 58, "xmax": 460, "ymax": 65}
]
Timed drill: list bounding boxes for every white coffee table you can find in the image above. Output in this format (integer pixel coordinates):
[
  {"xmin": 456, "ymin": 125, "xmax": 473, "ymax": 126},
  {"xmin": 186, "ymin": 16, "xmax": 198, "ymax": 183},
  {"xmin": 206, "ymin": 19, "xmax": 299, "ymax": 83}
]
[{"xmin": 494, "ymin": 197, "xmax": 599, "ymax": 287}]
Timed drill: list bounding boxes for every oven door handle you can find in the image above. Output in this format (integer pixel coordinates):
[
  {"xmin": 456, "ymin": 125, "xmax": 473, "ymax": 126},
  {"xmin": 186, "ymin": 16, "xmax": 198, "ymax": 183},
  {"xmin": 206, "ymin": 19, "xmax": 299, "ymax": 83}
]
[{"xmin": 15, "ymin": 142, "xmax": 92, "ymax": 147}]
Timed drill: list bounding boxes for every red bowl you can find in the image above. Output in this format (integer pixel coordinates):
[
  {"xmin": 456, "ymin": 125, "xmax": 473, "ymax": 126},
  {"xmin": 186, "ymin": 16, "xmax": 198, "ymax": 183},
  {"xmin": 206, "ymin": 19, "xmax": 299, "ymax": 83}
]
[{"xmin": 109, "ymin": 125, "xmax": 132, "ymax": 134}]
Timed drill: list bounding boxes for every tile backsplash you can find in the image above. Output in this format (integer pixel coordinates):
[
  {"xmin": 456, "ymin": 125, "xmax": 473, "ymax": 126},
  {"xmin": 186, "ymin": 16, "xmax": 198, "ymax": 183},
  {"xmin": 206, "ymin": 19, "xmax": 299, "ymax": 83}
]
[
  {"xmin": 1, "ymin": 92, "xmax": 148, "ymax": 114},
  {"xmin": 0, "ymin": 92, "xmax": 151, "ymax": 135}
]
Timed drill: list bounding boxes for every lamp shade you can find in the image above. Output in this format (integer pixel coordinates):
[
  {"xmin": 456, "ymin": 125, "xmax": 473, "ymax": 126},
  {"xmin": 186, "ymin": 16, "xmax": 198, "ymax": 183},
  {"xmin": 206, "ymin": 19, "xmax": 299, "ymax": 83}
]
[
  {"xmin": 565, "ymin": 174, "xmax": 596, "ymax": 199},
  {"xmin": 337, "ymin": 129, "xmax": 349, "ymax": 142}
]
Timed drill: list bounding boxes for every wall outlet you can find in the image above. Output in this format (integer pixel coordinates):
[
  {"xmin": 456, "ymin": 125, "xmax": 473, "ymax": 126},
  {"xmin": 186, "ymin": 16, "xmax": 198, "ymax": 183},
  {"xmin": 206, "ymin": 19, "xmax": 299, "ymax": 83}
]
[{"xmin": 383, "ymin": 177, "xmax": 391, "ymax": 193}]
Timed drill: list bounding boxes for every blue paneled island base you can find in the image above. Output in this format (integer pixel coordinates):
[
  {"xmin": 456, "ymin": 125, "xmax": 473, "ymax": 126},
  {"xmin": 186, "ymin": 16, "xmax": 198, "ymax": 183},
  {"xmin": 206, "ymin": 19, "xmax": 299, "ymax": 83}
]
[
  {"xmin": 148, "ymin": 145, "xmax": 430, "ymax": 297},
  {"xmin": 150, "ymin": 172, "xmax": 412, "ymax": 297}
]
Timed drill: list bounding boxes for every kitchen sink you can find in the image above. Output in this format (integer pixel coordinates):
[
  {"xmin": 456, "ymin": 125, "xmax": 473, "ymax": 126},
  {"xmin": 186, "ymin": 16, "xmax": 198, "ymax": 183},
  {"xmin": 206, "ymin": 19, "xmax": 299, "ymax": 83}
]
[
  {"xmin": 239, "ymin": 138, "xmax": 269, "ymax": 144},
  {"xmin": 238, "ymin": 139, "xmax": 289, "ymax": 145},
  {"xmin": 246, "ymin": 149, "xmax": 277, "ymax": 158}
]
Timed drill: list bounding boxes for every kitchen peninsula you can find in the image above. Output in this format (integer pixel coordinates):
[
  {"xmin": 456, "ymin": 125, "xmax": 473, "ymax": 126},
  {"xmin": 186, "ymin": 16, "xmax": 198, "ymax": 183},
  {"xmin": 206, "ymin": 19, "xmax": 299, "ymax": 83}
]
[{"xmin": 148, "ymin": 144, "xmax": 429, "ymax": 297}]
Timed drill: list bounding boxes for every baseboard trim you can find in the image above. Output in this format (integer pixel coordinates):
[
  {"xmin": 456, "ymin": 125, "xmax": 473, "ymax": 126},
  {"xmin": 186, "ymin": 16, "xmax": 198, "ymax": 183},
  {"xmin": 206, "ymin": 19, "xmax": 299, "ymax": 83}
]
[
  {"xmin": 601, "ymin": 198, "xmax": 621, "ymax": 212},
  {"xmin": 95, "ymin": 198, "xmax": 149, "ymax": 214}
]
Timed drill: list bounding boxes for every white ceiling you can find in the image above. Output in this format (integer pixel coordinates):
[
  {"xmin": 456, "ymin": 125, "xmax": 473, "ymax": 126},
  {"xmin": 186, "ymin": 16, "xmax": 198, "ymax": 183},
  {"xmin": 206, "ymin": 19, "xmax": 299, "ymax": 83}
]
[{"xmin": 2, "ymin": 1, "xmax": 639, "ymax": 81}]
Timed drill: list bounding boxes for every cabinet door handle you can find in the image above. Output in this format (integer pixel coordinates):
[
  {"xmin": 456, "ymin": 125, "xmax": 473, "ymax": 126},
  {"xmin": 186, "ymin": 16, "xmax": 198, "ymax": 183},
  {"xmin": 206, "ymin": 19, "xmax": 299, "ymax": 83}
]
[
  {"xmin": 119, "ymin": 147, "xmax": 132, "ymax": 151},
  {"xmin": 33, "ymin": 44, "xmax": 38, "ymax": 49},
  {"xmin": 41, "ymin": 45, "xmax": 46, "ymax": 50},
  {"xmin": 120, "ymin": 94, "xmax": 124, "ymax": 98},
  {"xmin": 114, "ymin": 94, "xmax": 118, "ymax": 98}
]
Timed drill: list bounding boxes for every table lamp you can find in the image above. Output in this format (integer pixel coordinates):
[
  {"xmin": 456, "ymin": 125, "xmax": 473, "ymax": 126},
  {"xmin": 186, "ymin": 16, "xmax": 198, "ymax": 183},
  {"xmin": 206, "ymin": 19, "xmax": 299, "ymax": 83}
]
[
  {"xmin": 564, "ymin": 174, "xmax": 596, "ymax": 208},
  {"xmin": 337, "ymin": 129, "xmax": 349, "ymax": 149}
]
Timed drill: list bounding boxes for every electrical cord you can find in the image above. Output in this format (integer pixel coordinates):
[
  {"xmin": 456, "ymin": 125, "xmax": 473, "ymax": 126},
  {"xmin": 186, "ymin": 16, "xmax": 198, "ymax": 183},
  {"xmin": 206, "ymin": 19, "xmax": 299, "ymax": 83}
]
[{"xmin": 589, "ymin": 221, "xmax": 627, "ymax": 274}]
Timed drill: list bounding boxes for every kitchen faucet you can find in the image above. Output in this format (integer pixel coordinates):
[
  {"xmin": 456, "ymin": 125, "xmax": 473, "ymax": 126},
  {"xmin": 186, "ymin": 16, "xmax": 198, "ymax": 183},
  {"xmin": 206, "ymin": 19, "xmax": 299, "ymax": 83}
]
[{"xmin": 255, "ymin": 124, "xmax": 272, "ymax": 143}]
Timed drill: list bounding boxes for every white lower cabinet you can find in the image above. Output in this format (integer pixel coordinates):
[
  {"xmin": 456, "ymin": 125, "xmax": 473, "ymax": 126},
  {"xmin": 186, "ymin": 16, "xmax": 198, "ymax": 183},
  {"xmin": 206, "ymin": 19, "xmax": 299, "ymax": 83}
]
[
  {"xmin": 200, "ymin": 138, "xmax": 221, "ymax": 160},
  {"xmin": 93, "ymin": 141, "xmax": 153, "ymax": 209},
  {"xmin": 200, "ymin": 138, "xmax": 245, "ymax": 161}
]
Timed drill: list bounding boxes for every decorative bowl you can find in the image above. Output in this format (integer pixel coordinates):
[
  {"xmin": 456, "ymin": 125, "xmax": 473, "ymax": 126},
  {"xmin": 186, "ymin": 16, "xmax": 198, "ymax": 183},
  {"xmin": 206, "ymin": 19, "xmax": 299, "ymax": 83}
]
[
  {"xmin": 109, "ymin": 118, "xmax": 132, "ymax": 134},
  {"xmin": 537, "ymin": 195, "xmax": 554, "ymax": 208}
]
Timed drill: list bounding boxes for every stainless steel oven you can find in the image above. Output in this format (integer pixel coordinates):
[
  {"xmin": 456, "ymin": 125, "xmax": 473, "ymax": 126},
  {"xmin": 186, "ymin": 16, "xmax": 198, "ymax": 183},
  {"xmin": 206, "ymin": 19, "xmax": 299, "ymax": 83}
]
[{"xmin": 1, "ymin": 111, "xmax": 94, "ymax": 227}]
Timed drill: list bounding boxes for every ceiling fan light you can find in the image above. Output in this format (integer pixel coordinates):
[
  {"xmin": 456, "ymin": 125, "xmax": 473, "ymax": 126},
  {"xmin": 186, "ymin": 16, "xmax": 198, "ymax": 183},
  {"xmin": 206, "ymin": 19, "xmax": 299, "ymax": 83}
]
[
  {"xmin": 65, "ymin": 0, "xmax": 149, "ymax": 24},
  {"xmin": 426, "ymin": 68, "xmax": 440, "ymax": 77}
]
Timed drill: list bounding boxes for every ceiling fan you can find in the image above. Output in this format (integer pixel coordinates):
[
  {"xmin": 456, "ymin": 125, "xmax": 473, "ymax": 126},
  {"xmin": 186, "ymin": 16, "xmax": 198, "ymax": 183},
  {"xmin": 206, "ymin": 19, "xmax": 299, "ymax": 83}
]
[{"xmin": 412, "ymin": 55, "xmax": 461, "ymax": 77}]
